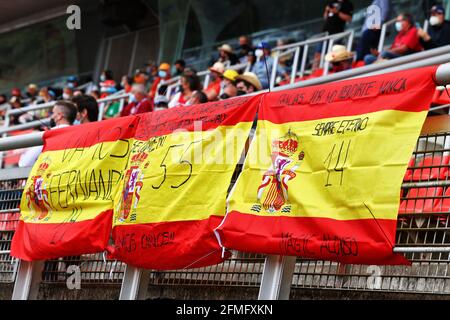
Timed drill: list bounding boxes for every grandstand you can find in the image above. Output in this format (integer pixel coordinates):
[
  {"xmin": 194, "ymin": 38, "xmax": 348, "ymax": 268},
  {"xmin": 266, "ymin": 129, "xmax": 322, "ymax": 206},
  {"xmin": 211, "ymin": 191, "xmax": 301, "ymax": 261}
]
[{"xmin": 1, "ymin": 0, "xmax": 450, "ymax": 301}]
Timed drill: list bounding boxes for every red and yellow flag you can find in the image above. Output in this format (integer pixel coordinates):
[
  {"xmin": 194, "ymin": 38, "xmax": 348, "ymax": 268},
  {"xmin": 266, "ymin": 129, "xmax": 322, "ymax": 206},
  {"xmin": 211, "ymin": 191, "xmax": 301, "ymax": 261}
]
[
  {"xmin": 11, "ymin": 116, "xmax": 138, "ymax": 261},
  {"xmin": 216, "ymin": 66, "xmax": 438, "ymax": 265},
  {"xmin": 109, "ymin": 96, "xmax": 260, "ymax": 269}
]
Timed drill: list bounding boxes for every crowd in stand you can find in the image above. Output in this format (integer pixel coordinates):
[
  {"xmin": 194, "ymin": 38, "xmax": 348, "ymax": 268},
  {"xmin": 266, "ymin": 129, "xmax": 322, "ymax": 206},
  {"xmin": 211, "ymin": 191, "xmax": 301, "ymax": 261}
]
[{"xmin": 1, "ymin": 0, "xmax": 449, "ymax": 144}]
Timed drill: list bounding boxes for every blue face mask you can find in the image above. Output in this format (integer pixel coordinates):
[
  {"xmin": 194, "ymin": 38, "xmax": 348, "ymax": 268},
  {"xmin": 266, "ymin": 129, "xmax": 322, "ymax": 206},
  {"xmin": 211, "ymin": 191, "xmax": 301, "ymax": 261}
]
[
  {"xmin": 158, "ymin": 70, "xmax": 167, "ymax": 78},
  {"xmin": 129, "ymin": 93, "xmax": 137, "ymax": 103},
  {"xmin": 395, "ymin": 21, "xmax": 403, "ymax": 32},
  {"xmin": 73, "ymin": 119, "xmax": 81, "ymax": 125}
]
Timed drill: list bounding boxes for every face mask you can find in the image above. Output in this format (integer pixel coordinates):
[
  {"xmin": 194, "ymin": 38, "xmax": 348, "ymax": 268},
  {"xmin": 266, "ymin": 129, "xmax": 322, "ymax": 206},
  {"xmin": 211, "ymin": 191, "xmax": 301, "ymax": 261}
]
[
  {"xmin": 255, "ymin": 49, "xmax": 264, "ymax": 58},
  {"xmin": 62, "ymin": 93, "xmax": 71, "ymax": 100},
  {"xmin": 129, "ymin": 93, "xmax": 137, "ymax": 103},
  {"xmin": 429, "ymin": 16, "xmax": 441, "ymax": 26},
  {"xmin": 73, "ymin": 119, "xmax": 81, "ymax": 125},
  {"xmin": 49, "ymin": 118, "xmax": 56, "ymax": 128},
  {"xmin": 100, "ymin": 75, "xmax": 106, "ymax": 82},
  {"xmin": 395, "ymin": 21, "xmax": 403, "ymax": 32},
  {"xmin": 236, "ymin": 90, "xmax": 247, "ymax": 96},
  {"xmin": 158, "ymin": 70, "xmax": 167, "ymax": 78}
]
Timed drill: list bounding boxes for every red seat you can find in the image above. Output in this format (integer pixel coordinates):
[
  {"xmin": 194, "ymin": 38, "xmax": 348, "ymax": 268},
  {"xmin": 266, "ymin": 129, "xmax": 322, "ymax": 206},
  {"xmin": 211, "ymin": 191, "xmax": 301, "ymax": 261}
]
[
  {"xmin": 411, "ymin": 155, "xmax": 449, "ymax": 181},
  {"xmin": 352, "ymin": 60, "xmax": 365, "ymax": 68},
  {"xmin": 0, "ymin": 212, "xmax": 20, "ymax": 231},
  {"xmin": 399, "ymin": 187, "xmax": 443, "ymax": 214},
  {"xmin": 403, "ymin": 157, "xmax": 415, "ymax": 181}
]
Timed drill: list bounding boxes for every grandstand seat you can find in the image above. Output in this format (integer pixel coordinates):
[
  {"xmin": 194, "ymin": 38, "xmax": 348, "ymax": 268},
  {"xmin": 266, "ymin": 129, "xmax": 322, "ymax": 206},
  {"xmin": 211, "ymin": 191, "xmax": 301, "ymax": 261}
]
[
  {"xmin": 432, "ymin": 187, "xmax": 450, "ymax": 225},
  {"xmin": 399, "ymin": 187, "xmax": 443, "ymax": 214},
  {"xmin": 0, "ymin": 212, "xmax": 20, "ymax": 231},
  {"xmin": 403, "ymin": 157, "xmax": 415, "ymax": 181},
  {"xmin": 410, "ymin": 155, "xmax": 449, "ymax": 181}
]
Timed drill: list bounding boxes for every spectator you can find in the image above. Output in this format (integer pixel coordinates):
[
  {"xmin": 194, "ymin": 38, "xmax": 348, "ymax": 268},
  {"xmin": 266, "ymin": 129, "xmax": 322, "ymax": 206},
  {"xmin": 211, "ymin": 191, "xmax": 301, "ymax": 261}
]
[
  {"xmin": 120, "ymin": 75, "xmax": 133, "ymax": 93},
  {"xmin": 62, "ymin": 86, "xmax": 74, "ymax": 100},
  {"xmin": 120, "ymin": 84, "xmax": 153, "ymax": 117},
  {"xmin": 154, "ymin": 95, "xmax": 169, "ymax": 111},
  {"xmin": 217, "ymin": 44, "xmax": 239, "ymax": 66},
  {"xmin": 220, "ymin": 84, "xmax": 238, "ymax": 100},
  {"xmin": 169, "ymin": 74, "xmax": 201, "ymax": 108},
  {"xmin": 219, "ymin": 69, "xmax": 239, "ymax": 100},
  {"xmin": 0, "ymin": 94, "xmax": 6, "ymax": 105},
  {"xmin": 235, "ymin": 72, "xmax": 262, "ymax": 95},
  {"xmin": 325, "ymin": 45, "xmax": 354, "ymax": 72},
  {"xmin": 99, "ymin": 79, "xmax": 117, "ymax": 99},
  {"xmin": 8, "ymin": 96, "xmax": 23, "ymax": 125},
  {"xmin": 238, "ymin": 35, "xmax": 254, "ymax": 63},
  {"xmin": 100, "ymin": 69, "xmax": 115, "ymax": 84},
  {"xmin": 26, "ymin": 84, "xmax": 39, "ymax": 101},
  {"xmin": 133, "ymin": 69, "xmax": 149, "ymax": 85},
  {"xmin": 19, "ymin": 101, "xmax": 78, "ymax": 167},
  {"xmin": 251, "ymin": 43, "xmax": 287, "ymax": 89},
  {"xmin": 356, "ymin": 0, "xmax": 390, "ymax": 61},
  {"xmin": 186, "ymin": 90, "xmax": 208, "ymax": 106},
  {"xmin": 66, "ymin": 76, "xmax": 79, "ymax": 89},
  {"xmin": 205, "ymin": 62, "xmax": 225, "ymax": 101},
  {"xmin": 418, "ymin": 5, "xmax": 450, "ymax": 50},
  {"xmin": 72, "ymin": 94, "xmax": 99, "ymax": 124},
  {"xmin": 149, "ymin": 63, "xmax": 171, "ymax": 99},
  {"xmin": 314, "ymin": 0, "xmax": 354, "ymax": 68},
  {"xmin": 11, "ymin": 88, "xmax": 23, "ymax": 99},
  {"xmin": 174, "ymin": 59, "xmax": 186, "ymax": 76},
  {"xmin": 38, "ymin": 87, "xmax": 55, "ymax": 104},
  {"xmin": 364, "ymin": 13, "xmax": 422, "ymax": 65}
]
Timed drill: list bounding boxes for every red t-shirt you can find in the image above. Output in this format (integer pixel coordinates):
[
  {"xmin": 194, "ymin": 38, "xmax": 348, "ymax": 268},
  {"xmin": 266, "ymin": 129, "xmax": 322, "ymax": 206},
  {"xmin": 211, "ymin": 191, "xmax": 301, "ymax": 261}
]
[
  {"xmin": 391, "ymin": 26, "xmax": 423, "ymax": 52},
  {"xmin": 120, "ymin": 98, "xmax": 153, "ymax": 117},
  {"xmin": 206, "ymin": 78, "xmax": 221, "ymax": 100}
]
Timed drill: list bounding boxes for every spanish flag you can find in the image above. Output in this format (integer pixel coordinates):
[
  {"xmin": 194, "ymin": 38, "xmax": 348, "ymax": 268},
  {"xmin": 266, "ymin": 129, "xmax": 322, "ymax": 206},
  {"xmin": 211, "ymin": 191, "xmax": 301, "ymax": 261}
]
[
  {"xmin": 216, "ymin": 66, "xmax": 438, "ymax": 265},
  {"xmin": 11, "ymin": 116, "xmax": 138, "ymax": 261},
  {"xmin": 109, "ymin": 96, "xmax": 261, "ymax": 269}
]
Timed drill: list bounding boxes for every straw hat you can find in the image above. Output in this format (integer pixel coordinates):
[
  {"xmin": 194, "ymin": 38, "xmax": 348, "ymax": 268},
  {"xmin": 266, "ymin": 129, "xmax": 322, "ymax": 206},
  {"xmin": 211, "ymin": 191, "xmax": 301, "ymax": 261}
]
[
  {"xmin": 325, "ymin": 45, "xmax": 354, "ymax": 63},
  {"xmin": 236, "ymin": 72, "xmax": 262, "ymax": 91},
  {"xmin": 223, "ymin": 69, "xmax": 239, "ymax": 82},
  {"xmin": 218, "ymin": 44, "xmax": 234, "ymax": 54},
  {"xmin": 209, "ymin": 62, "xmax": 225, "ymax": 74}
]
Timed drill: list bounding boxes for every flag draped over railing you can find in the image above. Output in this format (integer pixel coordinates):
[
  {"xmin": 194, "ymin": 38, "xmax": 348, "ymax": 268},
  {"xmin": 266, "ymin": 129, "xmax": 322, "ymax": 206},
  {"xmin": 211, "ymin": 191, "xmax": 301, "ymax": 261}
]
[{"xmin": 11, "ymin": 66, "xmax": 438, "ymax": 267}]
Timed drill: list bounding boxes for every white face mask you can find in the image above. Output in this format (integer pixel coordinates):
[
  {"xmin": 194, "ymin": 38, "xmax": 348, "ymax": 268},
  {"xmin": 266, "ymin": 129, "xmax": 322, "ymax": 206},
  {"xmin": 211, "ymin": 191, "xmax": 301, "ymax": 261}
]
[
  {"xmin": 62, "ymin": 93, "xmax": 71, "ymax": 100},
  {"xmin": 395, "ymin": 21, "xmax": 403, "ymax": 32},
  {"xmin": 255, "ymin": 49, "xmax": 264, "ymax": 58},
  {"xmin": 429, "ymin": 16, "xmax": 441, "ymax": 26}
]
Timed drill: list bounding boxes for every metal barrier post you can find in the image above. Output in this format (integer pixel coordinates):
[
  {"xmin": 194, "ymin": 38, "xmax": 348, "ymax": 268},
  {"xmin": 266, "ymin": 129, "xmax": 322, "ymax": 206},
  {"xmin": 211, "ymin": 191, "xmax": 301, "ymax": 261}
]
[
  {"xmin": 11, "ymin": 260, "xmax": 44, "ymax": 300},
  {"xmin": 323, "ymin": 38, "xmax": 334, "ymax": 76},
  {"xmin": 270, "ymin": 54, "xmax": 280, "ymax": 90},
  {"xmin": 119, "ymin": 265, "xmax": 151, "ymax": 300},
  {"xmin": 290, "ymin": 47, "xmax": 301, "ymax": 84},
  {"xmin": 258, "ymin": 255, "xmax": 296, "ymax": 300},
  {"xmin": 378, "ymin": 18, "xmax": 396, "ymax": 53}
]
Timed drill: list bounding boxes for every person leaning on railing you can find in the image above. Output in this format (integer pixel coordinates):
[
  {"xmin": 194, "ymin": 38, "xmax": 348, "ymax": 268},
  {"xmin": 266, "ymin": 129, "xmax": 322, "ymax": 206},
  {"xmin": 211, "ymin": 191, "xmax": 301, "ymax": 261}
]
[{"xmin": 418, "ymin": 5, "xmax": 450, "ymax": 50}]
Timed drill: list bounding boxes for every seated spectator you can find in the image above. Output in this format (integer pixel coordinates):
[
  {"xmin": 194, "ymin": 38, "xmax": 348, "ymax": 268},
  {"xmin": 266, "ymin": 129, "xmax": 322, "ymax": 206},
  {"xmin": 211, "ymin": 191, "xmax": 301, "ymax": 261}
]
[
  {"xmin": 99, "ymin": 79, "xmax": 117, "ymax": 98},
  {"xmin": 72, "ymin": 94, "xmax": 99, "ymax": 124},
  {"xmin": 100, "ymin": 69, "xmax": 115, "ymax": 85},
  {"xmin": 220, "ymin": 84, "xmax": 238, "ymax": 100},
  {"xmin": 9, "ymin": 96, "xmax": 24, "ymax": 125},
  {"xmin": 62, "ymin": 86, "xmax": 74, "ymax": 100},
  {"xmin": 19, "ymin": 101, "xmax": 78, "ymax": 167},
  {"xmin": 66, "ymin": 76, "xmax": 79, "ymax": 89},
  {"xmin": 134, "ymin": 69, "xmax": 149, "ymax": 85},
  {"xmin": 238, "ymin": 35, "xmax": 254, "ymax": 63},
  {"xmin": 174, "ymin": 59, "xmax": 186, "ymax": 76},
  {"xmin": 26, "ymin": 84, "xmax": 39, "ymax": 102},
  {"xmin": 364, "ymin": 13, "xmax": 422, "ymax": 65},
  {"xmin": 219, "ymin": 69, "xmax": 239, "ymax": 100},
  {"xmin": 11, "ymin": 88, "xmax": 23, "ymax": 99},
  {"xmin": 169, "ymin": 74, "xmax": 201, "ymax": 108},
  {"xmin": 120, "ymin": 76, "xmax": 133, "ymax": 93},
  {"xmin": 149, "ymin": 63, "xmax": 171, "ymax": 99},
  {"xmin": 205, "ymin": 62, "xmax": 225, "ymax": 101},
  {"xmin": 356, "ymin": 0, "xmax": 390, "ymax": 61},
  {"xmin": 251, "ymin": 43, "xmax": 287, "ymax": 89},
  {"xmin": 154, "ymin": 95, "xmax": 169, "ymax": 111},
  {"xmin": 235, "ymin": 72, "xmax": 262, "ymax": 95},
  {"xmin": 217, "ymin": 44, "xmax": 239, "ymax": 66},
  {"xmin": 418, "ymin": 5, "xmax": 450, "ymax": 50},
  {"xmin": 325, "ymin": 45, "xmax": 354, "ymax": 72},
  {"xmin": 186, "ymin": 90, "xmax": 208, "ymax": 106},
  {"xmin": 38, "ymin": 87, "xmax": 56, "ymax": 104},
  {"xmin": 0, "ymin": 94, "xmax": 6, "ymax": 106},
  {"xmin": 120, "ymin": 84, "xmax": 153, "ymax": 116},
  {"xmin": 222, "ymin": 69, "xmax": 239, "ymax": 87}
]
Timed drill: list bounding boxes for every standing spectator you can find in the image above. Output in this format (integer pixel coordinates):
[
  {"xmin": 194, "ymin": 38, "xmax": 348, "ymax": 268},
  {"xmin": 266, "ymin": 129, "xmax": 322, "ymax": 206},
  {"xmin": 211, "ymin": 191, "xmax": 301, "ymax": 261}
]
[
  {"xmin": 217, "ymin": 44, "xmax": 239, "ymax": 66},
  {"xmin": 169, "ymin": 74, "xmax": 201, "ymax": 108},
  {"xmin": 356, "ymin": 0, "xmax": 390, "ymax": 61},
  {"xmin": 19, "ymin": 101, "xmax": 78, "ymax": 167},
  {"xmin": 251, "ymin": 43, "xmax": 287, "ymax": 89},
  {"xmin": 120, "ymin": 84, "xmax": 153, "ymax": 117},
  {"xmin": 364, "ymin": 13, "xmax": 422, "ymax": 64},
  {"xmin": 418, "ymin": 5, "xmax": 450, "ymax": 50},
  {"xmin": 149, "ymin": 63, "xmax": 171, "ymax": 100},
  {"xmin": 235, "ymin": 72, "xmax": 262, "ymax": 95},
  {"xmin": 72, "ymin": 94, "xmax": 99, "ymax": 124},
  {"xmin": 174, "ymin": 59, "xmax": 186, "ymax": 76},
  {"xmin": 314, "ymin": 0, "xmax": 354, "ymax": 68},
  {"xmin": 205, "ymin": 62, "xmax": 225, "ymax": 101}
]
